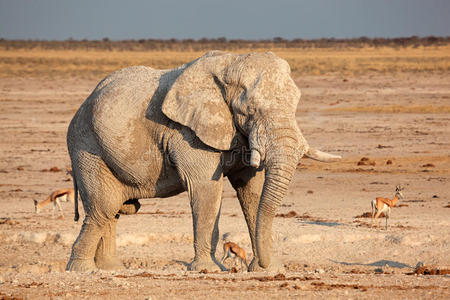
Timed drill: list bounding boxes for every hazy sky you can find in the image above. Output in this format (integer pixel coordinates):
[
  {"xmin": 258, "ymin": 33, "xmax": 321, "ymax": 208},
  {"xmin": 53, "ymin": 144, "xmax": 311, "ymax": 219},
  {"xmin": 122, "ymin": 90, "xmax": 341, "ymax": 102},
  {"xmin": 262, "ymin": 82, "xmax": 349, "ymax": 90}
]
[{"xmin": 1, "ymin": 0, "xmax": 449, "ymax": 40}]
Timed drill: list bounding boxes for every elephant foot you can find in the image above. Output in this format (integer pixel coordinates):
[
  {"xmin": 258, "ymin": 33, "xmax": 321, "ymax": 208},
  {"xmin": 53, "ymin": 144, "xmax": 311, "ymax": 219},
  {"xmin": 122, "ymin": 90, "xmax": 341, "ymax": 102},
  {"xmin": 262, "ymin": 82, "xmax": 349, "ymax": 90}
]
[
  {"xmin": 188, "ymin": 258, "xmax": 224, "ymax": 272},
  {"xmin": 95, "ymin": 256, "xmax": 123, "ymax": 270},
  {"xmin": 66, "ymin": 258, "xmax": 97, "ymax": 272},
  {"xmin": 248, "ymin": 257, "xmax": 285, "ymax": 273}
]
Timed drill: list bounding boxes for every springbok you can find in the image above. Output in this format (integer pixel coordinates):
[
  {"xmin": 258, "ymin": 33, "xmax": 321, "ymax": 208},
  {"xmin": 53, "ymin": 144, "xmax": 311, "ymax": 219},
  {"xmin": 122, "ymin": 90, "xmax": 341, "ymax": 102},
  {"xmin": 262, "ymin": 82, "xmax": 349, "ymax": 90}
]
[
  {"xmin": 34, "ymin": 188, "xmax": 75, "ymax": 217},
  {"xmin": 33, "ymin": 168, "xmax": 75, "ymax": 218},
  {"xmin": 221, "ymin": 242, "xmax": 248, "ymax": 271},
  {"xmin": 371, "ymin": 185, "xmax": 404, "ymax": 229}
]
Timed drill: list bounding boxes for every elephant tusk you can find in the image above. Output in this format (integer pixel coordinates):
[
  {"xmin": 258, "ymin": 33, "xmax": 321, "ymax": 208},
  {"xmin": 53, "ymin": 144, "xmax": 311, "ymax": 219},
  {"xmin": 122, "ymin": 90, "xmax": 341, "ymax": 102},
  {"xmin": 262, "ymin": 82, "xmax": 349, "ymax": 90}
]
[
  {"xmin": 250, "ymin": 149, "xmax": 261, "ymax": 168},
  {"xmin": 304, "ymin": 148, "xmax": 341, "ymax": 162}
]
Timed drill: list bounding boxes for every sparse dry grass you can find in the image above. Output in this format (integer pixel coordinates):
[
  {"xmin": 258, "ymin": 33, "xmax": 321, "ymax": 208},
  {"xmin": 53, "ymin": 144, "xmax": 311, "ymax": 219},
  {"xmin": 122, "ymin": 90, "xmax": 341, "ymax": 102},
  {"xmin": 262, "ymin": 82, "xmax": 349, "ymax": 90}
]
[
  {"xmin": 0, "ymin": 49, "xmax": 201, "ymax": 78},
  {"xmin": 0, "ymin": 44, "xmax": 449, "ymax": 78},
  {"xmin": 291, "ymin": 46, "xmax": 450, "ymax": 75},
  {"xmin": 327, "ymin": 105, "xmax": 450, "ymax": 114}
]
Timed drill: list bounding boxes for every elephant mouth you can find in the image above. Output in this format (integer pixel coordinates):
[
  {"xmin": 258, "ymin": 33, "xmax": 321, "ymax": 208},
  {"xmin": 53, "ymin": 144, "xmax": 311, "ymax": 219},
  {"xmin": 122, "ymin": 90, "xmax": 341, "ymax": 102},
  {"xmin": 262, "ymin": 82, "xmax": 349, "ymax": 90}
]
[{"xmin": 249, "ymin": 138, "xmax": 341, "ymax": 169}]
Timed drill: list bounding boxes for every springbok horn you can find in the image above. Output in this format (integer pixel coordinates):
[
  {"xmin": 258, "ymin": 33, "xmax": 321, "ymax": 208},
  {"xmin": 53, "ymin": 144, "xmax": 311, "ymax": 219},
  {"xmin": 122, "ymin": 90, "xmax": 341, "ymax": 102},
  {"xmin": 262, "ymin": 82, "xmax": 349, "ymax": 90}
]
[
  {"xmin": 250, "ymin": 149, "xmax": 261, "ymax": 168},
  {"xmin": 304, "ymin": 148, "xmax": 341, "ymax": 162}
]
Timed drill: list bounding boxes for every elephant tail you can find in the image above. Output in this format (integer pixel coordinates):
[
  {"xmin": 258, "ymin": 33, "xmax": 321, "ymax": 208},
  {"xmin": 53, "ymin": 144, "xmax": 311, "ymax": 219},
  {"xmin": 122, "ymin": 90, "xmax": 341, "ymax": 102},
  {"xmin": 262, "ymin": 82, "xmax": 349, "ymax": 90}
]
[{"xmin": 73, "ymin": 178, "xmax": 80, "ymax": 222}]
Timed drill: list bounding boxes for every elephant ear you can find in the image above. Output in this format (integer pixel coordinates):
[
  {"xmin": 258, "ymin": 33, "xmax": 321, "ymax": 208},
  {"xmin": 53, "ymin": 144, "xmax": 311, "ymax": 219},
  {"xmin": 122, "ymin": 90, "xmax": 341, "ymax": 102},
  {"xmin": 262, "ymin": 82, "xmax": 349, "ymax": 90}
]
[{"xmin": 162, "ymin": 52, "xmax": 236, "ymax": 151}]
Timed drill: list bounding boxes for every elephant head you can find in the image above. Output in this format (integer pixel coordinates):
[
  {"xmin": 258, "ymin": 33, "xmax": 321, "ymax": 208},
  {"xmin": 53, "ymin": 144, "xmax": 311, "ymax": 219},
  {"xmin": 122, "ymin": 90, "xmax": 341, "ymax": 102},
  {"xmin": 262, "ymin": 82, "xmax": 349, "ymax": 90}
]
[{"xmin": 162, "ymin": 51, "xmax": 340, "ymax": 269}]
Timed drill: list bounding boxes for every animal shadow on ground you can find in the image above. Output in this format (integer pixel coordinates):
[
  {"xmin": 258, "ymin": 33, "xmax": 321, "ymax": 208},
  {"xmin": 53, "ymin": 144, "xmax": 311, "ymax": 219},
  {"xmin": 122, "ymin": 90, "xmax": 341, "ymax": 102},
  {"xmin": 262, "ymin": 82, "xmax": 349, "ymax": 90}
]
[
  {"xmin": 331, "ymin": 259, "xmax": 413, "ymax": 269},
  {"xmin": 173, "ymin": 260, "xmax": 190, "ymax": 268},
  {"xmin": 280, "ymin": 211, "xmax": 342, "ymax": 227},
  {"xmin": 298, "ymin": 220, "xmax": 341, "ymax": 227}
]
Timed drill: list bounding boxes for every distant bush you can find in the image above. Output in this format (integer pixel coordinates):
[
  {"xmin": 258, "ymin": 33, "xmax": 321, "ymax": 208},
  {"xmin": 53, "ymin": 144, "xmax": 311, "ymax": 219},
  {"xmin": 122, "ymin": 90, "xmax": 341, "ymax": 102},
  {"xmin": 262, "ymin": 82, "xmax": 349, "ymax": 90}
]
[{"xmin": 0, "ymin": 36, "xmax": 448, "ymax": 51}]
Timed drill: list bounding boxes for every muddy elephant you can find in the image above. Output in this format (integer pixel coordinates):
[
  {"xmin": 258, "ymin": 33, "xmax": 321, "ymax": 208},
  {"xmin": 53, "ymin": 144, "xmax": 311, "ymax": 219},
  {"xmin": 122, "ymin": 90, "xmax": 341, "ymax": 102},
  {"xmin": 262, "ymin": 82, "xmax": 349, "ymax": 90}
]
[{"xmin": 66, "ymin": 51, "xmax": 340, "ymax": 272}]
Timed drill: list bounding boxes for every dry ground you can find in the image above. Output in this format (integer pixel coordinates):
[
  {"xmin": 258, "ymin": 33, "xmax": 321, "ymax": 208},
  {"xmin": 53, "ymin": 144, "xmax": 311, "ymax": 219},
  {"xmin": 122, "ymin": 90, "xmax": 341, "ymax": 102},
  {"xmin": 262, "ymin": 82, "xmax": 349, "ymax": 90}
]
[{"xmin": 0, "ymin": 46, "xmax": 449, "ymax": 299}]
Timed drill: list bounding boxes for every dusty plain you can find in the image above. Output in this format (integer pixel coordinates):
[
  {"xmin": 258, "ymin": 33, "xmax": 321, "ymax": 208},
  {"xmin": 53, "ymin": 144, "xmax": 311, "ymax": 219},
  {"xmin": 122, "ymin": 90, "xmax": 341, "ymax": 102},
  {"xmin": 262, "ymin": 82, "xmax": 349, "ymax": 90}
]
[{"xmin": 0, "ymin": 42, "xmax": 449, "ymax": 299}]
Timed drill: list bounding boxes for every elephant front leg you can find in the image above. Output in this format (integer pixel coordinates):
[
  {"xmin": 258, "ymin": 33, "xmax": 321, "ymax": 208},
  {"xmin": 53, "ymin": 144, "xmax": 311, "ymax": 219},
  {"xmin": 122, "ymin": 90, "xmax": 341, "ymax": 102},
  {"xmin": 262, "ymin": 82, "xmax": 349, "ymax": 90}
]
[
  {"xmin": 229, "ymin": 167, "xmax": 262, "ymax": 271},
  {"xmin": 94, "ymin": 216, "xmax": 123, "ymax": 270},
  {"xmin": 188, "ymin": 180, "xmax": 225, "ymax": 272}
]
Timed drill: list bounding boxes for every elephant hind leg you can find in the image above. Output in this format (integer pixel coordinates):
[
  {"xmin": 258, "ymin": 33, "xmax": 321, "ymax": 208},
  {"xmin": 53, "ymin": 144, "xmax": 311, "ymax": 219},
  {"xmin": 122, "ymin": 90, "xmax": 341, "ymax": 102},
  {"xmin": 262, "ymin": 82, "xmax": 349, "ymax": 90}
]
[
  {"xmin": 67, "ymin": 151, "xmax": 126, "ymax": 271},
  {"xmin": 67, "ymin": 207, "xmax": 124, "ymax": 272},
  {"xmin": 95, "ymin": 216, "xmax": 123, "ymax": 270},
  {"xmin": 95, "ymin": 200, "xmax": 140, "ymax": 269},
  {"xmin": 66, "ymin": 220, "xmax": 103, "ymax": 272},
  {"xmin": 67, "ymin": 195, "xmax": 124, "ymax": 271}
]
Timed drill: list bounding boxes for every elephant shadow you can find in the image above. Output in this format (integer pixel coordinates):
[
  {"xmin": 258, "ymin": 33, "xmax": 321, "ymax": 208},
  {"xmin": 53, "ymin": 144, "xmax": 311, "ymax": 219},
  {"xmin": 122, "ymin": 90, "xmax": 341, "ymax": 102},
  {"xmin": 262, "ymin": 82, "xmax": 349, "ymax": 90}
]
[
  {"xmin": 173, "ymin": 260, "xmax": 190, "ymax": 268},
  {"xmin": 330, "ymin": 259, "xmax": 413, "ymax": 269},
  {"xmin": 298, "ymin": 220, "xmax": 342, "ymax": 227}
]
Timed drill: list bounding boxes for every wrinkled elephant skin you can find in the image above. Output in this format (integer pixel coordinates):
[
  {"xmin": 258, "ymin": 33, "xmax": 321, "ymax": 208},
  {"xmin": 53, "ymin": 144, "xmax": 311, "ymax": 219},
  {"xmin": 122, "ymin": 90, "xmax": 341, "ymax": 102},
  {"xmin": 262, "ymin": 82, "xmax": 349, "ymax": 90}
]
[{"xmin": 66, "ymin": 51, "xmax": 340, "ymax": 272}]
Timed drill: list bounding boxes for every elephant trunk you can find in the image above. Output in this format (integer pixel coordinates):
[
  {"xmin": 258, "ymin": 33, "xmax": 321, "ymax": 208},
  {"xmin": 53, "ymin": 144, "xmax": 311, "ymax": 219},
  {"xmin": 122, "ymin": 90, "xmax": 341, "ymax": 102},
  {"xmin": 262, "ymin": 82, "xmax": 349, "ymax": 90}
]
[{"xmin": 255, "ymin": 131, "xmax": 300, "ymax": 269}]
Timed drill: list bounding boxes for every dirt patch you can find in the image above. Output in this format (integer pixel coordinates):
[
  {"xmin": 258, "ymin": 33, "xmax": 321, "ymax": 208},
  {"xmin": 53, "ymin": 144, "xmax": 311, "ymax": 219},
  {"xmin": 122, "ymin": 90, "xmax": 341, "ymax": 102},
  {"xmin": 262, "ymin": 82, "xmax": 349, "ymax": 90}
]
[
  {"xmin": 248, "ymin": 273, "xmax": 317, "ymax": 282},
  {"xmin": 275, "ymin": 211, "xmax": 332, "ymax": 223},
  {"xmin": 357, "ymin": 157, "xmax": 376, "ymax": 166},
  {"xmin": 1, "ymin": 72, "xmax": 450, "ymax": 299},
  {"xmin": 137, "ymin": 210, "xmax": 187, "ymax": 217},
  {"xmin": 403, "ymin": 199, "xmax": 426, "ymax": 203},
  {"xmin": 355, "ymin": 212, "xmax": 386, "ymax": 218},
  {"xmin": 353, "ymin": 219, "xmax": 372, "ymax": 228},
  {"xmin": 346, "ymin": 268, "xmax": 371, "ymax": 274},
  {"xmin": 40, "ymin": 166, "xmax": 62, "ymax": 172},
  {"xmin": 0, "ymin": 218, "xmax": 19, "ymax": 225},
  {"xmin": 0, "ymin": 292, "xmax": 24, "ymax": 300},
  {"xmin": 394, "ymin": 224, "xmax": 415, "ymax": 230},
  {"xmin": 311, "ymin": 281, "xmax": 366, "ymax": 290},
  {"xmin": 297, "ymin": 213, "xmax": 331, "ymax": 223},
  {"xmin": 409, "ymin": 266, "xmax": 450, "ymax": 275},
  {"xmin": 276, "ymin": 211, "xmax": 298, "ymax": 218},
  {"xmin": 421, "ymin": 163, "xmax": 436, "ymax": 168},
  {"xmin": 377, "ymin": 144, "xmax": 393, "ymax": 149}
]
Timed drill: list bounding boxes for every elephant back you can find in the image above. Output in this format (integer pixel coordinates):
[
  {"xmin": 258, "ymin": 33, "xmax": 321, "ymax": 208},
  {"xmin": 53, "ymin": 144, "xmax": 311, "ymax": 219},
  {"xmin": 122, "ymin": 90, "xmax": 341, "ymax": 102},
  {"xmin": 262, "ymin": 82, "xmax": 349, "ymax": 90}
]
[{"xmin": 90, "ymin": 66, "xmax": 165, "ymax": 180}]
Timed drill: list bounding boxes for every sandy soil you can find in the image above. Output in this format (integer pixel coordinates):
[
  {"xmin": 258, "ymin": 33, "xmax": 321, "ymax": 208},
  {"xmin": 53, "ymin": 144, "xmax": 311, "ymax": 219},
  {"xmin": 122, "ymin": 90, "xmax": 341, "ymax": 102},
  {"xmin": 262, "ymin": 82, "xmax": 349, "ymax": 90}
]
[{"xmin": 0, "ymin": 73, "xmax": 449, "ymax": 299}]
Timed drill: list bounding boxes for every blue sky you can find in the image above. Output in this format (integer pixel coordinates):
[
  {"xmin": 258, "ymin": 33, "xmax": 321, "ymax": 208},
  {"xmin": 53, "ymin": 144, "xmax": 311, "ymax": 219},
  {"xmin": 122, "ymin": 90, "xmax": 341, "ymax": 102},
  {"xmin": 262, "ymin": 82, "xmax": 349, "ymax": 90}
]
[{"xmin": 1, "ymin": 0, "xmax": 449, "ymax": 40}]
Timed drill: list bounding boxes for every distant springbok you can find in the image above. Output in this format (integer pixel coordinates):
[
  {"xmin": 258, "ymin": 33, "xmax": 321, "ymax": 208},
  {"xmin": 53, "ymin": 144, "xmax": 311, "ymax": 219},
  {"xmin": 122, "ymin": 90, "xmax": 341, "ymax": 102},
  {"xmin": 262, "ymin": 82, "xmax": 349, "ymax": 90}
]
[
  {"xmin": 371, "ymin": 185, "xmax": 404, "ymax": 229},
  {"xmin": 221, "ymin": 242, "xmax": 248, "ymax": 271},
  {"xmin": 34, "ymin": 188, "xmax": 75, "ymax": 217},
  {"xmin": 33, "ymin": 168, "xmax": 75, "ymax": 218}
]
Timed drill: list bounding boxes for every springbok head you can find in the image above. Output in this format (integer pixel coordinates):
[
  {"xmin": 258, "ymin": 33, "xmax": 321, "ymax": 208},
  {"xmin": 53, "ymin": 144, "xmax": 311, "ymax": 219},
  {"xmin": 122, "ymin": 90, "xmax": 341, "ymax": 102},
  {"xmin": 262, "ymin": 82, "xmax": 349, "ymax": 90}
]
[{"xmin": 395, "ymin": 185, "xmax": 404, "ymax": 198}]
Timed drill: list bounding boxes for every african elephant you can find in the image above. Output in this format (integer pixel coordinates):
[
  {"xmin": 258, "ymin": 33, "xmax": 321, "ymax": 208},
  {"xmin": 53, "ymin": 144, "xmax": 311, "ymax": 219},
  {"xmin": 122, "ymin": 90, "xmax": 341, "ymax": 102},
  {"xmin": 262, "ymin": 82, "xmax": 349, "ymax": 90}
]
[{"xmin": 66, "ymin": 51, "xmax": 340, "ymax": 272}]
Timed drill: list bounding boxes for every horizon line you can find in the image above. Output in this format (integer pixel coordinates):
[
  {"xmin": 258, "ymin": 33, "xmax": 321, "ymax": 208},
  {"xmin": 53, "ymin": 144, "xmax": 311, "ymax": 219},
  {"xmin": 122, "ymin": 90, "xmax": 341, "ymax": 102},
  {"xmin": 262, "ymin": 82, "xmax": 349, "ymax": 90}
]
[{"xmin": 1, "ymin": 35, "xmax": 449, "ymax": 42}]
